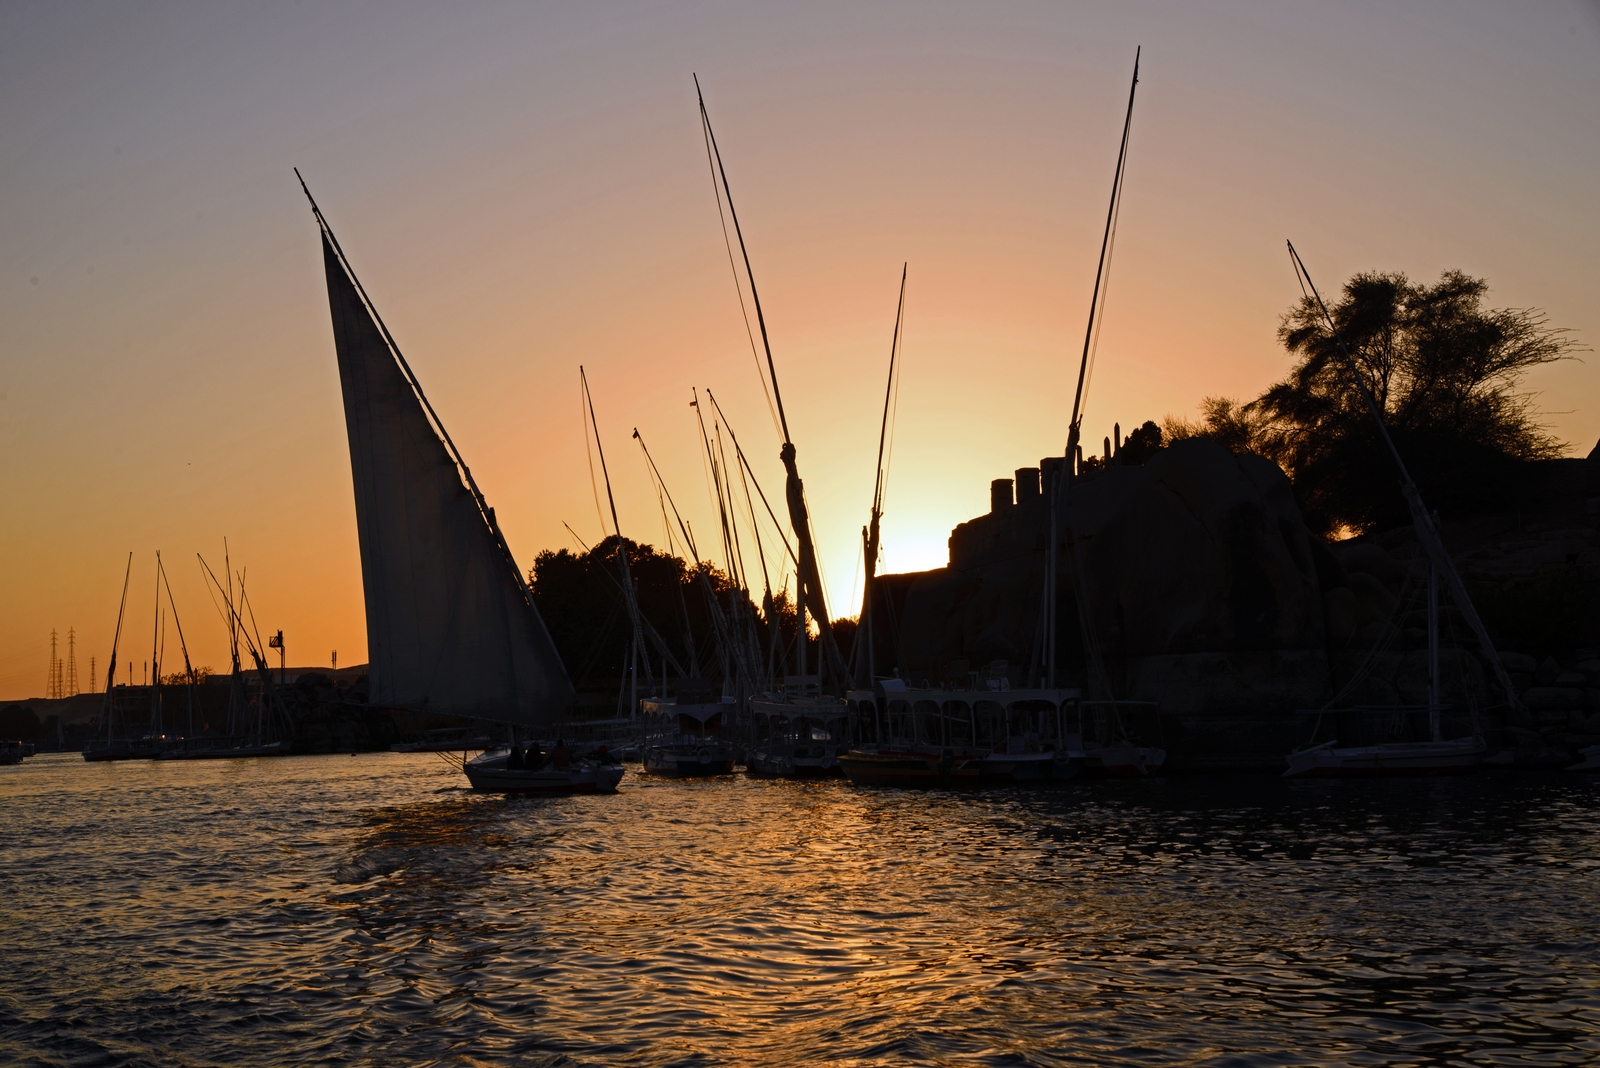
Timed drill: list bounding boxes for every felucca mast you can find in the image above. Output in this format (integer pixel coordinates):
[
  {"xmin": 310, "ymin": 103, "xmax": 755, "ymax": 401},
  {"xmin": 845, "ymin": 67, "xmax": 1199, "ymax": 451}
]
[
  {"xmin": 1047, "ymin": 48, "xmax": 1140, "ymax": 690},
  {"xmin": 99, "ymin": 553, "xmax": 133, "ymax": 744},
  {"xmin": 157, "ymin": 554, "xmax": 199, "ymax": 740},
  {"xmin": 857, "ymin": 265, "xmax": 907, "ymax": 686},
  {"xmin": 150, "ymin": 554, "xmax": 163, "ymax": 736},
  {"xmin": 1285, "ymin": 242, "xmax": 1519, "ymax": 724},
  {"xmin": 582, "ymin": 366, "xmax": 651, "ymax": 709},
  {"xmin": 696, "ymin": 76, "xmax": 848, "ymax": 694}
]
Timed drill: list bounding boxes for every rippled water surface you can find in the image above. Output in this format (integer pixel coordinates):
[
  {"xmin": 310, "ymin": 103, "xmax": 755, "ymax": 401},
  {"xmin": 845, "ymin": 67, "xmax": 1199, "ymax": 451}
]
[{"xmin": 4, "ymin": 754, "xmax": 1600, "ymax": 1066}]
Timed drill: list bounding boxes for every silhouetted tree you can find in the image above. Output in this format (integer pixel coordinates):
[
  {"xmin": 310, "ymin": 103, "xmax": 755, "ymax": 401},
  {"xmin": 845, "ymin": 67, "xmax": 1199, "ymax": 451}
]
[
  {"xmin": 0, "ymin": 705, "xmax": 42, "ymax": 740},
  {"xmin": 1250, "ymin": 270, "xmax": 1576, "ymax": 534},
  {"xmin": 530, "ymin": 537, "xmax": 767, "ymax": 690},
  {"xmin": 1163, "ymin": 397, "xmax": 1265, "ymax": 456},
  {"xmin": 1117, "ymin": 420, "xmax": 1164, "ymax": 465}
]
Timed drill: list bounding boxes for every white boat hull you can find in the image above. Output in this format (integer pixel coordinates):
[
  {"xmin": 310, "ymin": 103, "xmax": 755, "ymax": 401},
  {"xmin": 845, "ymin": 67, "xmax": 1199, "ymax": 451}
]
[{"xmin": 1284, "ymin": 737, "xmax": 1485, "ymax": 778}]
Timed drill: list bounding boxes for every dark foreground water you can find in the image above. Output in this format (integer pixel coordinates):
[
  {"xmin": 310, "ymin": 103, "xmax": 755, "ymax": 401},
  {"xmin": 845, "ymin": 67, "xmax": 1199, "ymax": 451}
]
[{"xmin": 2, "ymin": 754, "xmax": 1599, "ymax": 1067}]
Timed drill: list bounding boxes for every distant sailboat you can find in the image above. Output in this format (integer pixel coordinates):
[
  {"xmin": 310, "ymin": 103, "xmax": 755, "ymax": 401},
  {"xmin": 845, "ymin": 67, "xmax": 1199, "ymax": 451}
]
[
  {"xmin": 1282, "ymin": 243, "xmax": 1502, "ymax": 778},
  {"xmin": 300, "ymin": 173, "xmax": 619, "ymax": 795},
  {"xmin": 83, "ymin": 554, "xmax": 163, "ymax": 762}
]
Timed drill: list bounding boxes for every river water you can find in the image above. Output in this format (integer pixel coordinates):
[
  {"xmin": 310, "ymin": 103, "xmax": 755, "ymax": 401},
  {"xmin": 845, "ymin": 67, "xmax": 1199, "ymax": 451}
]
[{"xmin": 2, "ymin": 753, "xmax": 1598, "ymax": 1067}]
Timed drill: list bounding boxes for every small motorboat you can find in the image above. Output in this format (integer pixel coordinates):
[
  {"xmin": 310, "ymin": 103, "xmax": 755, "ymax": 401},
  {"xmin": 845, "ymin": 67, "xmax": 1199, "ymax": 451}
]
[
  {"xmin": 464, "ymin": 746, "xmax": 624, "ymax": 794},
  {"xmin": 1565, "ymin": 744, "xmax": 1600, "ymax": 773}
]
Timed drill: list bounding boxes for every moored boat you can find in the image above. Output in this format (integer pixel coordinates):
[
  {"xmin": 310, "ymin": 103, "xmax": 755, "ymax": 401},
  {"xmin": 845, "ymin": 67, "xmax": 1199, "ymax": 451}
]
[
  {"xmin": 1566, "ymin": 744, "xmax": 1600, "ymax": 773},
  {"xmin": 836, "ymin": 744, "xmax": 986, "ymax": 788},
  {"xmin": 465, "ymin": 746, "xmax": 623, "ymax": 794},
  {"xmin": 1279, "ymin": 246, "xmax": 1519, "ymax": 779},
  {"xmin": 744, "ymin": 694, "xmax": 850, "ymax": 778},
  {"xmin": 1286, "ymin": 735, "xmax": 1486, "ymax": 777},
  {"xmin": 640, "ymin": 696, "xmax": 736, "ymax": 777}
]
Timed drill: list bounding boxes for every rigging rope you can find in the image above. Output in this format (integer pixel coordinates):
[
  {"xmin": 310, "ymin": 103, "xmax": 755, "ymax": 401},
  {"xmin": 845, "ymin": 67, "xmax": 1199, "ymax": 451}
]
[
  {"xmin": 582, "ymin": 378, "xmax": 608, "ymax": 539},
  {"xmin": 699, "ymin": 108, "xmax": 783, "ymax": 441}
]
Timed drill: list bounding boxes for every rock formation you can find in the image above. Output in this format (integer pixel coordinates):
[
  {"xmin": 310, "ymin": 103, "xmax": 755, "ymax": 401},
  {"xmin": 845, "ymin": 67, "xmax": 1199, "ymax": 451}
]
[{"xmin": 872, "ymin": 437, "xmax": 1600, "ymax": 770}]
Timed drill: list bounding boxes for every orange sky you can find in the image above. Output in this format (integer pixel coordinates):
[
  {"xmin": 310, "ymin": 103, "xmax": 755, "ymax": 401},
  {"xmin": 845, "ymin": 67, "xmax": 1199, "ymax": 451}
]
[{"xmin": 3, "ymin": 2, "xmax": 1598, "ymax": 700}]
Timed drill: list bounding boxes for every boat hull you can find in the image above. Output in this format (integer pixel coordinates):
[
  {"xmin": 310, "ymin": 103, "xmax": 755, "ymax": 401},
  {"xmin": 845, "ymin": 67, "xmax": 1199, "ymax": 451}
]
[
  {"xmin": 982, "ymin": 751, "xmax": 1080, "ymax": 784},
  {"xmin": 837, "ymin": 748, "xmax": 985, "ymax": 788},
  {"xmin": 743, "ymin": 746, "xmax": 844, "ymax": 779},
  {"xmin": 464, "ymin": 756, "xmax": 623, "ymax": 794},
  {"xmin": 1076, "ymin": 745, "xmax": 1166, "ymax": 778},
  {"xmin": 82, "ymin": 743, "xmax": 163, "ymax": 762},
  {"xmin": 1566, "ymin": 745, "xmax": 1600, "ymax": 773},
  {"xmin": 642, "ymin": 755, "xmax": 734, "ymax": 777},
  {"xmin": 180, "ymin": 742, "xmax": 293, "ymax": 760},
  {"xmin": 1284, "ymin": 737, "xmax": 1485, "ymax": 778}
]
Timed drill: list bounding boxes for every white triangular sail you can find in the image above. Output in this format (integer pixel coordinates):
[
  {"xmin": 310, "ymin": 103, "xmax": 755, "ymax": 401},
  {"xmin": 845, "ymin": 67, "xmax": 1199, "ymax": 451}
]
[{"xmin": 320, "ymin": 228, "xmax": 573, "ymax": 727}]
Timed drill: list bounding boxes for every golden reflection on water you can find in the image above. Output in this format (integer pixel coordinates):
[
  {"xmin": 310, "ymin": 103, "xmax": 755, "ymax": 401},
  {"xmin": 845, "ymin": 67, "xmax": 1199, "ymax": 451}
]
[{"xmin": 3, "ymin": 755, "xmax": 1600, "ymax": 1066}]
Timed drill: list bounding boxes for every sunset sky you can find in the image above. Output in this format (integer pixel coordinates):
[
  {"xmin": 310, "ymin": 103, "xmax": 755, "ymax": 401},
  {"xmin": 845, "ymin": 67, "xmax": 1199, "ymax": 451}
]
[{"xmin": 3, "ymin": 2, "xmax": 1597, "ymax": 700}]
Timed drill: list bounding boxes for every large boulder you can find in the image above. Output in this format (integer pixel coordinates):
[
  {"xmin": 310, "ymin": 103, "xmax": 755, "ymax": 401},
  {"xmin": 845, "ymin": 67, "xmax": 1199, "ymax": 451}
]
[
  {"xmin": 1080, "ymin": 441, "xmax": 1328, "ymax": 662},
  {"xmin": 895, "ymin": 440, "xmax": 1336, "ymax": 766}
]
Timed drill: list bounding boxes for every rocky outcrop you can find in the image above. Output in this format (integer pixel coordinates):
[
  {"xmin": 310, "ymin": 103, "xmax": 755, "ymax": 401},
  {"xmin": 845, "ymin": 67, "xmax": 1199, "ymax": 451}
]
[
  {"xmin": 876, "ymin": 438, "xmax": 1600, "ymax": 771},
  {"xmin": 895, "ymin": 440, "xmax": 1339, "ymax": 767}
]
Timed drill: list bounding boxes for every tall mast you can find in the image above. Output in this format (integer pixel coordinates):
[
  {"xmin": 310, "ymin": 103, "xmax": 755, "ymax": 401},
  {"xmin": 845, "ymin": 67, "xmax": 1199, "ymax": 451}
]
[
  {"xmin": 1047, "ymin": 48, "xmax": 1140, "ymax": 690},
  {"xmin": 634, "ymin": 427, "xmax": 702, "ymax": 679},
  {"xmin": 858, "ymin": 264, "xmax": 907, "ymax": 686},
  {"xmin": 150, "ymin": 553, "xmax": 162, "ymax": 736},
  {"xmin": 159, "ymin": 553, "xmax": 198, "ymax": 740},
  {"xmin": 99, "ymin": 553, "xmax": 133, "ymax": 744},
  {"xmin": 695, "ymin": 77, "xmax": 847, "ymax": 694},
  {"xmin": 582, "ymin": 366, "xmax": 649, "ymax": 707},
  {"xmin": 1286, "ymin": 242, "xmax": 1518, "ymax": 717}
]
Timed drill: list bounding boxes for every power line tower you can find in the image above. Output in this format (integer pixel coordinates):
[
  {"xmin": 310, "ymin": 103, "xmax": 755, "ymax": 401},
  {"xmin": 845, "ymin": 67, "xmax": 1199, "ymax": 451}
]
[
  {"xmin": 47, "ymin": 629, "xmax": 61, "ymax": 700},
  {"xmin": 66, "ymin": 627, "xmax": 79, "ymax": 696},
  {"xmin": 90, "ymin": 656, "xmax": 98, "ymax": 695}
]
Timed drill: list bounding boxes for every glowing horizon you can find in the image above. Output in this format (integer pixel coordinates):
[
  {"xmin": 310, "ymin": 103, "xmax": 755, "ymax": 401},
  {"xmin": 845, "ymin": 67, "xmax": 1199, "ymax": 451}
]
[{"xmin": 3, "ymin": 3, "xmax": 1597, "ymax": 700}]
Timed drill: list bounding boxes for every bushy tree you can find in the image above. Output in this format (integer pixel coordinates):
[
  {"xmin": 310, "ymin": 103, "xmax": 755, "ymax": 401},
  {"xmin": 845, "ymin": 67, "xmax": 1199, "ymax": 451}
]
[
  {"xmin": 1163, "ymin": 397, "xmax": 1264, "ymax": 456},
  {"xmin": 1166, "ymin": 272, "xmax": 1577, "ymax": 535},
  {"xmin": 1256, "ymin": 270, "xmax": 1576, "ymax": 533},
  {"xmin": 530, "ymin": 537, "xmax": 764, "ymax": 689}
]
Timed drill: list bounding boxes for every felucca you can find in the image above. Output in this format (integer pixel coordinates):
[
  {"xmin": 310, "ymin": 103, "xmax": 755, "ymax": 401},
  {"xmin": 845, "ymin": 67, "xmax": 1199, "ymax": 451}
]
[
  {"xmin": 299, "ymin": 174, "xmax": 619, "ymax": 795},
  {"xmin": 83, "ymin": 554, "xmax": 149, "ymax": 761},
  {"xmin": 1282, "ymin": 244, "xmax": 1506, "ymax": 778}
]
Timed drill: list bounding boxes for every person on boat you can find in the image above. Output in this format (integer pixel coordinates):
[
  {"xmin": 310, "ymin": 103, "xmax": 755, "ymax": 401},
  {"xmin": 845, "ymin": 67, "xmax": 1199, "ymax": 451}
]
[
  {"xmin": 551, "ymin": 739, "xmax": 572, "ymax": 769},
  {"xmin": 506, "ymin": 745, "xmax": 524, "ymax": 770},
  {"xmin": 525, "ymin": 742, "xmax": 545, "ymax": 770}
]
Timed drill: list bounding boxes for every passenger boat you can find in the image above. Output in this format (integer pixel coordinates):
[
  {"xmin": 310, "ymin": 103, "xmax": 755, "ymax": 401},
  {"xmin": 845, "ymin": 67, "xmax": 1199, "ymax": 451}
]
[
  {"xmin": 640, "ymin": 696, "xmax": 736, "ymax": 777},
  {"xmin": 744, "ymin": 694, "xmax": 851, "ymax": 777},
  {"xmin": 839, "ymin": 681, "xmax": 1090, "ymax": 787}
]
